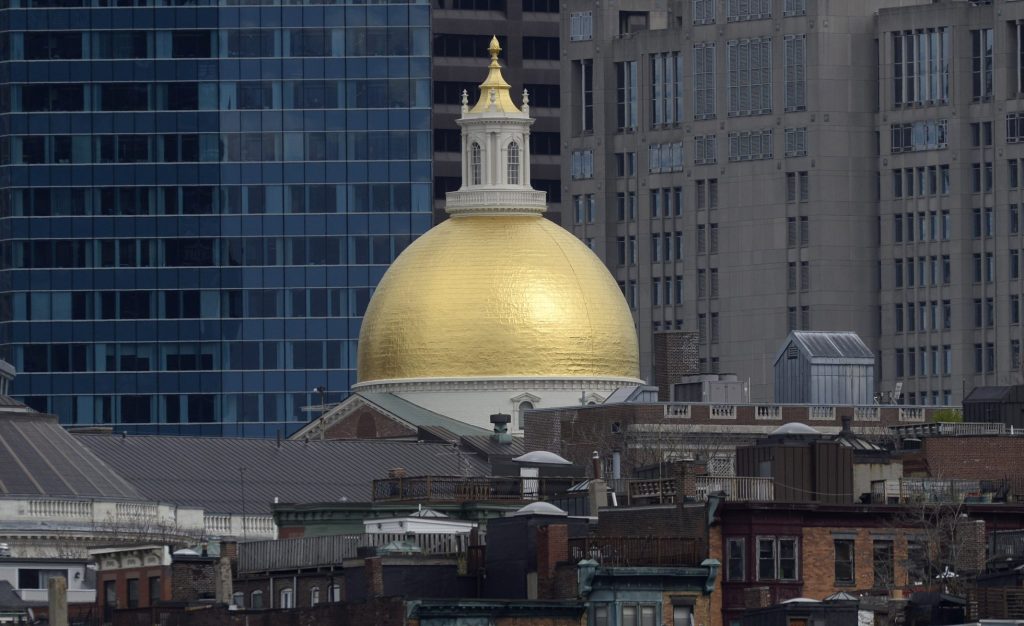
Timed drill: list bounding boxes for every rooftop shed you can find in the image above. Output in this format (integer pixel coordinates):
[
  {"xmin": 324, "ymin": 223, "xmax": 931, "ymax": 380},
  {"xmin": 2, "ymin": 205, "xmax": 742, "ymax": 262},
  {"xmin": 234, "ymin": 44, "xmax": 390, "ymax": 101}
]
[{"xmin": 773, "ymin": 331, "xmax": 875, "ymax": 405}]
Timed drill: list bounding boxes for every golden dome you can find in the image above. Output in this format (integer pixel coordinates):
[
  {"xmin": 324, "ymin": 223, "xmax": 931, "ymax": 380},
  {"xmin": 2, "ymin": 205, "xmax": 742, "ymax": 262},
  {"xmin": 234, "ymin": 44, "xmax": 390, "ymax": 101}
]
[{"xmin": 355, "ymin": 214, "xmax": 641, "ymax": 384}]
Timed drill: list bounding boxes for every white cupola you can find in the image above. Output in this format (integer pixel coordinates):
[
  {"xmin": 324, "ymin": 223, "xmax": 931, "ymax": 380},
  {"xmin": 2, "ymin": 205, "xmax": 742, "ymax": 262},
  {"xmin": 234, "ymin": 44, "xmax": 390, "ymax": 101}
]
[{"xmin": 445, "ymin": 36, "xmax": 547, "ymax": 216}]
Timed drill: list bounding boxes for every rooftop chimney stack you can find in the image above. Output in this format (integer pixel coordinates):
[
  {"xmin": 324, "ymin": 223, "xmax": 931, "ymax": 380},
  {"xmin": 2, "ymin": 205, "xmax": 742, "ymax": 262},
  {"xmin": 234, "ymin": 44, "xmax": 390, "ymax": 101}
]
[{"xmin": 490, "ymin": 413, "xmax": 512, "ymax": 444}]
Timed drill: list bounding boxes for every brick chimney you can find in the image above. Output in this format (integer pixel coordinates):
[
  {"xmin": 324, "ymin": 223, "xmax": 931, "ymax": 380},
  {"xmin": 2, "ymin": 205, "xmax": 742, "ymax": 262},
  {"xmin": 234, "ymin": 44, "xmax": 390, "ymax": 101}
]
[
  {"xmin": 365, "ymin": 557, "xmax": 385, "ymax": 598},
  {"xmin": 958, "ymin": 519, "xmax": 987, "ymax": 574},
  {"xmin": 653, "ymin": 331, "xmax": 699, "ymax": 401},
  {"xmin": 674, "ymin": 461, "xmax": 697, "ymax": 500},
  {"xmin": 536, "ymin": 524, "xmax": 569, "ymax": 599}
]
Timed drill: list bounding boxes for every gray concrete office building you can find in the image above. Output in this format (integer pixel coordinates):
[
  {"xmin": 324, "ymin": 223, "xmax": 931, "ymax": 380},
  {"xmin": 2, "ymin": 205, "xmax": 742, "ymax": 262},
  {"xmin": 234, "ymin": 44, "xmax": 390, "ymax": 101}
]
[{"xmin": 561, "ymin": 0, "xmax": 1024, "ymax": 405}]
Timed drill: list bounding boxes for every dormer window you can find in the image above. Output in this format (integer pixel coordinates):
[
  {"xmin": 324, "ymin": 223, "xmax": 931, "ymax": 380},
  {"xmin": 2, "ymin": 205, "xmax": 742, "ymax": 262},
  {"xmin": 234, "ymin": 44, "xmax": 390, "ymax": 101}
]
[
  {"xmin": 507, "ymin": 141, "xmax": 520, "ymax": 185},
  {"xmin": 471, "ymin": 142, "xmax": 482, "ymax": 185}
]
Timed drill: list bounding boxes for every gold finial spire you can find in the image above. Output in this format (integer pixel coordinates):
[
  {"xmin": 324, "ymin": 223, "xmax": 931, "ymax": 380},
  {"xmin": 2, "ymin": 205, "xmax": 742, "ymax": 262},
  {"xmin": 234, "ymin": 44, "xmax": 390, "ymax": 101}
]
[{"xmin": 470, "ymin": 35, "xmax": 521, "ymax": 114}]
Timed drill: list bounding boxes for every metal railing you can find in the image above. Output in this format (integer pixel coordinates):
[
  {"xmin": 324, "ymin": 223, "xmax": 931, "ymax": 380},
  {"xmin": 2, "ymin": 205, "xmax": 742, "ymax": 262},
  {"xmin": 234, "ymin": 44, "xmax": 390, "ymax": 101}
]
[
  {"xmin": 237, "ymin": 532, "xmax": 472, "ymax": 573},
  {"xmin": 870, "ymin": 478, "xmax": 1007, "ymax": 504},
  {"xmin": 967, "ymin": 587, "xmax": 1024, "ymax": 620},
  {"xmin": 371, "ymin": 475, "xmax": 578, "ymax": 503},
  {"xmin": 990, "ymin": 529, "xmax": 1024, "ymax": 559},
  {"xmin": 890, "ymin": 422, "xmax": 1006, "ymax": 438},
  {"xmin": 568, "ymin": 536, "xmax": 705, "ymax": 567},
  {"xmin": 696, "ymin": 476, "xmax": 774, "ymax": 502}
]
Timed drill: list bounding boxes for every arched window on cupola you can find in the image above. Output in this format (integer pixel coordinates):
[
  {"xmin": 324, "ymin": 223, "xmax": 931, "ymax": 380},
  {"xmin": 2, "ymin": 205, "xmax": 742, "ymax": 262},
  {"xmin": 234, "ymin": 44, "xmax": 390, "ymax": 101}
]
[
  {"xmin": 470, "ymin": 142, "xmax": 482, "ymax": 185},
  {"xmin": 507, "ymin": 140, "xmax": 520, "ymax": 185}
]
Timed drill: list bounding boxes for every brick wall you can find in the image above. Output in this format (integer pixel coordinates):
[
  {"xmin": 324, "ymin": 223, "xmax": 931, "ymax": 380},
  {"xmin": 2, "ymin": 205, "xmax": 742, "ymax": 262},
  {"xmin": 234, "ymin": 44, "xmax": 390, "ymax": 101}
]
[
  {"xmin": 800, "ymin": 527, "xmax": 905, "ymax": 598},
  {"xmin": 922, "ymin": 436, "xmax": 1024, "ymax": 496},
  {"xmin": 171, "ymin": 560, "xmax": 217, "ymax": 602},
  {"xmin": 536, "ymin": 524, "xmax": 569, "ymax": 599},
  {"xmin": 597, "ymin": 504, "xmax": 706, "ymax": 541},
  {"xmin": 706, "ymin": 525, "xmax": 723, "ymax": 626},
  {"xmin": 960, "ymin": 519, "xmax": 987, "ymax": 573},
  {"xmin": 95, "ymin": 566, "xmax": 170, "ymax": 611},
  {"xmin": 654, "ymin": 331, "xmax": 700, "ymax": 401}
]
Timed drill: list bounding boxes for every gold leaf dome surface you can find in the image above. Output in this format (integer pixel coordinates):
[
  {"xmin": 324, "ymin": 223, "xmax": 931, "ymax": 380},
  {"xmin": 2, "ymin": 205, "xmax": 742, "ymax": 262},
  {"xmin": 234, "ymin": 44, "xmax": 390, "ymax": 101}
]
[{"xmin": 356, "ymin": 214, "xmax": 641, "ymax": 383}]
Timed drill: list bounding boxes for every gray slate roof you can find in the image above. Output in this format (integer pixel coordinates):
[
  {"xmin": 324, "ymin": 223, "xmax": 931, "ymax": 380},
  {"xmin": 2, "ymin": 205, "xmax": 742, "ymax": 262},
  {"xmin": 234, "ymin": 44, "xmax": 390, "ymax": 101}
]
[
  {"xmin": 965, "ymin": 386, "xmax": 1013, "ymax": 402},
  {"xmin": 76, "ymin": 434, "xmax": 489, "ymax": 515},
  {"xmin": 0, "ymin": 410, "xmax": 140, "ymax": 500},
  {"xmin": 460, "ymin": 434, "xmax": 526, "ymax": 460},
  {"xmin": 774, "ymin": 331, "xmax": 875, "ymax": 365},
  {"xmin": 353, "ymin": 393, "xmax": 493, "ymax": 438},
  {"xmin": 291, "ymin": 392, "xmax": 492, "ymax": 441}
]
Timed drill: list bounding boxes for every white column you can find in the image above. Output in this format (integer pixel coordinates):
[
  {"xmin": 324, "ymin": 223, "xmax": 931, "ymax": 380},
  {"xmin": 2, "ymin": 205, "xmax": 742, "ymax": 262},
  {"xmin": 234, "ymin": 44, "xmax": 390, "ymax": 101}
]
[{"xmin": 523, "ymin": 131, "xmax": 531, "ymax": 187}]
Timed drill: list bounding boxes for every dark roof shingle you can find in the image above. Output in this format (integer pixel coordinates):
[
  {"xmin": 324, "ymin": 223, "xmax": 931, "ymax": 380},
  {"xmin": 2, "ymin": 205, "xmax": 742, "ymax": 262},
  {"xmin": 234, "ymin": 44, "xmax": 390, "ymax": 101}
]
[
  {"xmin": 76, "ymin": 434, "xmax": 489, "ymax": 515},
  {"xmin": 0, "ymin": 412, "xmax": 139, "ymax": 500}
]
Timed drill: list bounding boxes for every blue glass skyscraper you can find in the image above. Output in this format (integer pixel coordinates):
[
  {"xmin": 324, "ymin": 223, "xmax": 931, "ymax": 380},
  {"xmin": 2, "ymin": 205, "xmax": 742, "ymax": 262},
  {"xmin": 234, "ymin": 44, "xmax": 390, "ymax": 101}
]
[{"xmin": 0, "ymin": 0, "xmax": 432, "ymax": 436}]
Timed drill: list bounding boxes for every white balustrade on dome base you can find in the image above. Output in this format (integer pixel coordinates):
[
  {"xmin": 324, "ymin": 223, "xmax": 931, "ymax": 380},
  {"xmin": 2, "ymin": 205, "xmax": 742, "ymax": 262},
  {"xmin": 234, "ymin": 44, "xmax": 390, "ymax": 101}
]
[
  {"xmin": 0, "ymin": 498, "xmax": 276, "ymax": 556},
  {"xmin": 445, "ymin": 188, "xmax": 547, "ymax": 215}
]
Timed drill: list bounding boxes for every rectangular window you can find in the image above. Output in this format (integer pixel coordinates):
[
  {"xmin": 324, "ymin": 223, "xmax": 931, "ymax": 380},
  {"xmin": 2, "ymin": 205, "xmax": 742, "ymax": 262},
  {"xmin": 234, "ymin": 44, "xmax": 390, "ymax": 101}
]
[
  {"xmin": 757, "ymin": 537, "xmax": 798, "ymax": 580},
  {"xmin": 757, "ymin": 537, "xmax": 776, "ymax": 580},
  {"xmin": 873, "ymin": 540, "xmax": 894, "ymax": 588},
  {"xmin": 784, "ymin": 0, "xmax": 806, "ymax": 17},
  {"xmin": 890, "ymin": 120, "xmax": 948, "ymax": 152},
  {"xmin": 726, "ymin": 538, "xmax": 745, "ymax": 580},
  {"xmin": 569, "ymin": 12, "xmax": 593, "ymax": 41},
  {"xmin": 651, "ymin": 51, "xmax": 684, "ymax": 127},
  {"xmin": 693, "ymin": 43, "xmax": 716, "ymax": 119},
  {"xmin": 1009, "ymin": 112, "xmax": 1024, "ymax": 143},
  {"xmin": 148, "ymin": 577, "xmax": 160, "ymax": 606},
  {"xmin": 785, "ymin": 127, "xmax": 807, "ymax": 157},
  {"xmin": 728, "ymin": 0, "xmax": 771, "ymax": 21},
  {"xmin": 673, "ymin": 606, "xmax": 693, "ymax": 626},
  {"xmin": 127, "ymin": 579, "xmax": 139, "ymax": 609},
  {"xmin": 693, "ymin": 0, "xmax": 716, "ymax": 24},
  {"xmin": 784, "ymin": 35, "xmax": 806, "ymax": 111},
  {"xmin": 972, "ymin": 29, "xmax": 994, "ymax": 101},
  {"xmin": 728, "ymin": 129, "xmax": 773, "ymax": 161},
  {"xmin": 575, "ymin": 60, "xmax": 593, "ymax": 133},
  {"xmin": 727, "ymin": 37, "xmax": 773, "ymax": 116},
  {"xmin": 571, "ymin": 150, "xmax": 594, "ymax": 180},
  {"xmin": 694, "ymin": 135, "xmax": 717, "ymax": 165},
  {"xmin": 893, "ymin": 28, "xmax": 950, "ymax": 105},
  {"xmin": 616, "ymin": 61, "xmax": 639, "ymax": 130}
]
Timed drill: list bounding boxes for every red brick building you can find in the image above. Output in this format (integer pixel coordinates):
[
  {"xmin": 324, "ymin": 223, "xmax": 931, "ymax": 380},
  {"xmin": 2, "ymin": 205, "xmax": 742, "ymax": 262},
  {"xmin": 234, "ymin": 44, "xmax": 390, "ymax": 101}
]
[{"xmin": 711, "ymin": 502, "xmax": 1024, "ymax": 626}]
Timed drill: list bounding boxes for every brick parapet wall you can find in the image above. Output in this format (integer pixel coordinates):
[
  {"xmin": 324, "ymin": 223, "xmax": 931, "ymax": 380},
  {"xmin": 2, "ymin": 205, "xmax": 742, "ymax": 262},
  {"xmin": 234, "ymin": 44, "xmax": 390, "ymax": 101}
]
[
  {"xmin": 170, "ymin": 561, "xmax": 217, "ymax": 603},
  {"xmin": 922, "ymin": 437, "xmax": 1024, "ymax": 496},
  {"xmin": 654, "ymin": 331, "xmax": 700, "ymax": 401},
  {"xmin": 527, "ymin": 403, "xmax": 947, "ymax": 470}
]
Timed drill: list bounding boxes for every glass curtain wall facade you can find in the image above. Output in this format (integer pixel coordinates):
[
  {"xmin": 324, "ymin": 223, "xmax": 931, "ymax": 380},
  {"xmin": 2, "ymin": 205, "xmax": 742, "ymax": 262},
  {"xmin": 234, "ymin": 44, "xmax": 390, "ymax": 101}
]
[{"xmin": 0, "ymin": 0, "xmax": 432, "ymax": 436}]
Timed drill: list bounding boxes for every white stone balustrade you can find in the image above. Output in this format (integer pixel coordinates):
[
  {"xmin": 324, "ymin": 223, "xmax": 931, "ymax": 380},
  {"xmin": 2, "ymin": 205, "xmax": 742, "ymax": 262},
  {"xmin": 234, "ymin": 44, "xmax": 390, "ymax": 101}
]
[
  {"xmin": 754, "ymin": 405, "xmax": 781, "ymax": 420},
  {"xmin": 808, "ymin": 406, "xmax": 836, "ymax": 420}
]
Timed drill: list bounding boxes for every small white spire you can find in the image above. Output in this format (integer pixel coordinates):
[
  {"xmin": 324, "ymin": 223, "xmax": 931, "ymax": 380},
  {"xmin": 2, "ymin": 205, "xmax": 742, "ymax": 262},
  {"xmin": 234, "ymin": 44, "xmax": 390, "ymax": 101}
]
[
  {"xmin": 461, "ymin": 89, "xmax": 469, "ymax": 114},
  {"xmin": 522, "ymin": 89, "xmax": 530, "ymax": 116}
]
